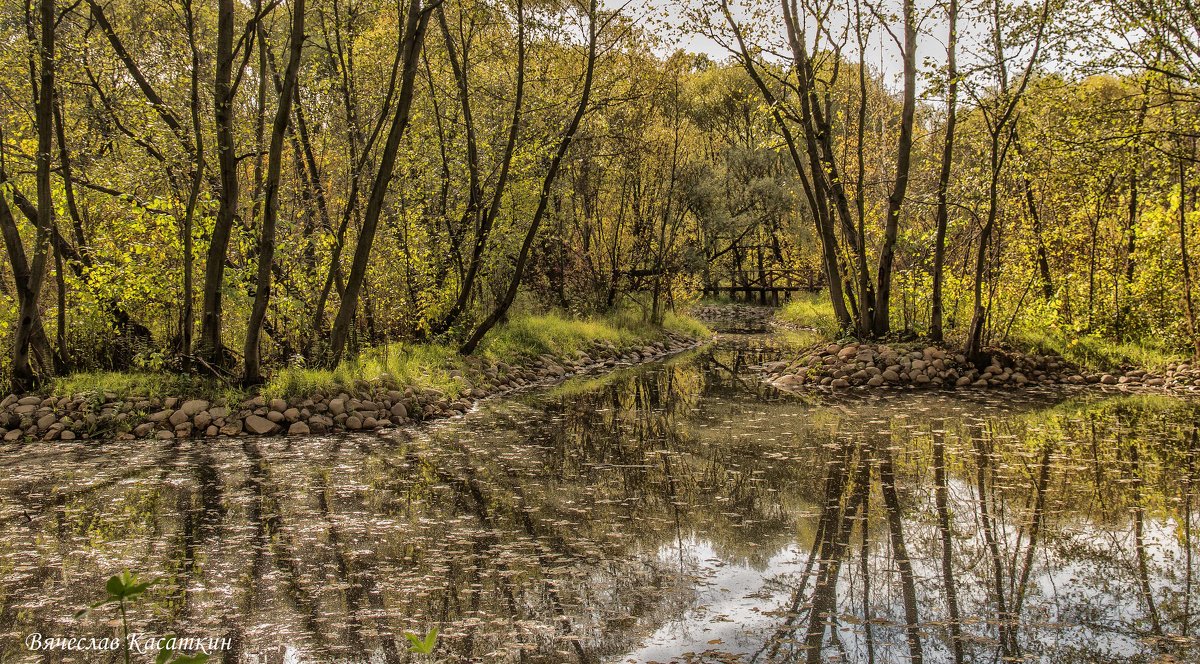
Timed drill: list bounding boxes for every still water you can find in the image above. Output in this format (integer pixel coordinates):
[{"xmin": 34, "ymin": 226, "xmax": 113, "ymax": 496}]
[{"xmin": 1, "ymin": 338, "xmax": 1199, "ymax": 663}]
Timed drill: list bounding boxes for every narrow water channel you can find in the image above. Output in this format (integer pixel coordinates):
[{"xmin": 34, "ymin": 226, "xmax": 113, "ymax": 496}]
[{"xmin": 1, "ymin": 336, "xmax": 1199, "ymax": 663}]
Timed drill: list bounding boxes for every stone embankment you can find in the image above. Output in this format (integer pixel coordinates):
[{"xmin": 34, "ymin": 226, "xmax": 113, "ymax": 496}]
[
  {"xmin": 760, "ymin": 340, "xmax": 1200, "ymax": 393},
  {"xmin": 0, "ymin": 333, "xmax": 702, "ymax": 443}
]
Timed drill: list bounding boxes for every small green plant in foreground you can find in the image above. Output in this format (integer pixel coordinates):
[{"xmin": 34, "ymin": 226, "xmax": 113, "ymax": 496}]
[
  {"xmin": 405, "ymin": 627, "xmax": 439, "ymax": 655},
  {"xmin": 76, "ymin": 570, "xmax": 209, "ymax": 664}
]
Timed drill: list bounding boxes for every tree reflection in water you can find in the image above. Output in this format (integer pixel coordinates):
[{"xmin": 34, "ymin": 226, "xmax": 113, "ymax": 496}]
[{"xmin": 0, "ymin": 339, "xmax": 1198, "ymax": 663}]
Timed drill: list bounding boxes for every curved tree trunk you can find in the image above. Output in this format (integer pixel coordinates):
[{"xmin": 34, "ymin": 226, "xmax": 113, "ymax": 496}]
[
  {"xmin": 328, "ymin": 0, "xmax": 434, "ymax": 365},
  {"xmin": 460, "ymin": 0, "xmax": 597, "ymax": 355},
  {"xmin": 244, "ymin": 0, "xmax": 306, "ymax": 384}
]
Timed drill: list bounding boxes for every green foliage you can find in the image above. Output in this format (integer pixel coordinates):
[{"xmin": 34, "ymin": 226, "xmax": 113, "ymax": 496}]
[{"xmin": 1, "ymin": 0, "xmax": 1195, "ymax": 389}]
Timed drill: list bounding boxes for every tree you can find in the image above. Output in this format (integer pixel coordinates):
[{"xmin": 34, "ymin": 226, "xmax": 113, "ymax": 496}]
[{"xmin": 244, "ymin": 0, "xmax": 307, "ymax": 384}]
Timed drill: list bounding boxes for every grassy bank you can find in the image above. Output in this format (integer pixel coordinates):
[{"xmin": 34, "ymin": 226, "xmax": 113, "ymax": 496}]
[
  {"xmin": 776, "ymin": 292, "xmax": 839, "ymax": 347},
  {"xmin": 47, "ymin": 308, "xmax": 709, "ymax": 402},
  {"xmin": 1010, "ymin": 328, "xmax": 1184, "ymax": 373},
  {"xmin": 767, "ymin": 290, "xmax": 1186, "ymax": 373}
]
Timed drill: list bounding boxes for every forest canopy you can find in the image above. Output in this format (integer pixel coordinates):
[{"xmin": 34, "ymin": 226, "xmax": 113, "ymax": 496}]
[{"xmin": 0, "ymin": 0, "xmax": 1197, "ymax": 389}]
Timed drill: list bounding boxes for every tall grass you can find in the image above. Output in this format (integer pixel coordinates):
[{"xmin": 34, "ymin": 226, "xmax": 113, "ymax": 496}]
[
  {"xmin": 777, "ymin": 291, "xmax": 839, "ymax": 339},
  {"xmin": 264, "ymin": 308, "xmax": 708, "ymax": 400},
  {"xmin": 51, "ymin": 371, "xmax": 247, "ymax": 403}
]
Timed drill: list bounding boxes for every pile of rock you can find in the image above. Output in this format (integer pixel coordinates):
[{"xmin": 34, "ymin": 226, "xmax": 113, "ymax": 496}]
[
  {"xmin": 0, "ymin": 333, "xmax": 701, "ymax": 442},
  {"xmin": 761, "ymin": 341, "xmax": 1086, "ymax": 391}
]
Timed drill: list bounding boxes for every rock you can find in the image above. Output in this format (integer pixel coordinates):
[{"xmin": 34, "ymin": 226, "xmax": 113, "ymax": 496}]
[
  {"xmin": 4, "ymin": 429, "xmax": 23, "ymax": 441},
  {"xmin": 867, "ymin": 375, "xmax": 884, "ymax": 387},
  {"xmin": 269, "ymin": 398, "xmax": 288, "ymax": 412},
  {"xmin": 180, "ymin": 399, "xmax": 209, "ymax": 416},
  {"xmin": 168, "ymin": 409, "xmax": 190, "ymax": 427},
  {"xmin": 287, "ymin": 421, "xmax": 311, "ymax": 435},
  {"xmin": 831, "ymin": 378, "xmax": 850, "ymax": 389},
  {"xmin": 148, "ymin": 409, "xmax": 173, "ymax": 423},
  {"xmin": 17, "ymin": 395, "xmax": 41, "ymax": 406},
  {"xmin": 194, "ymin": 412, "xmax": 212, "ymax": 429},
  {"xmin": 220, "ymin": 421, "xmax": 243, "ymax": 436},
  {"xmin": 390, "ymin": 402, "xmax": 408, "ymax": 419},
  {"xmin": 266, "ymin": 411, "xmax": 285, "ymax": 423},
  {"xmin": 205, "ymin": 425, "xmax": 219, "ymax": 437},
  {"xmin": 881, "ymin": 369, "xmax": 900, "ymax": 383},
  {"xmin": 134, "ymin": 423, "xmax": 152, "ymax": 437},
  {"xmin": 1100, "ymin": 374, "xmax": 1118, "ymax": 385},
  {"xmin": 244, "ymin": 415, "xmax": 277, "ymax": 435},
  {"xmin": 346, "ymin": 415, "xmax": 363, "ymax": 430},
  {"xmin": 155, "ymin": 430, "xmax": 175, "ymax": 440},
  {"xmin": 329, "ymin": 398, "xmax": 346, "ymax": 416},
  {"xmin": 283, "ymin": 407, "xmax": 301, "ymax": 422},
  {"xmin": 36, "ymin": 413, "xmax": 57, "ymax": 430}
]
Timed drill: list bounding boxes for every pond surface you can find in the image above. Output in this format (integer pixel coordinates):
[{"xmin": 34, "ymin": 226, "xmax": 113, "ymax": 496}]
[{"xmin": 2, "ymin": 337, "xmax": 1200, "ymax": 663}]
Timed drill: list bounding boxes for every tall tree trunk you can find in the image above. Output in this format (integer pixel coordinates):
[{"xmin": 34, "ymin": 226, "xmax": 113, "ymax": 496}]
[
  {"xmin": 1023, "ymin": 177, "xmax": 1054, "ymax": 299},
  {"xmin": 328, "ymin": 0, "xmax": 433, "ymax": 365},
  {"xmin": 966, "ymin": 137, "xmax": 1005, "ymax": 361},
  {"xmin": 930, "ymin": 0, "xmax": 958, "ymax": 342},
  {"xmin": 181, "ymin": 0, "xmax": 204, "ymax": 365},
  {"xmin": 720, "ymin": 0, "xmax": 851, "ymax": 329},
  {"xmin": 871, "ymin": 0, "xmax": 918, "ymax": 337},
  {"xmin": 965, "ymin": 0, "xmax": 1048, "ymax": 361},
  {"xmin": 1180, "ymin": 156, "xmax": 1200, "ymax": 360},
  {"xmin": 432, "ymin": 0, "xmax": 526, "ymax": 337},
  {"xmin": 12, "ymin": 0, "xmax": 56, "ymax": 392},
  {"xmin": 244, "ymin": 0, "xmax": 306, "ymax": 384},
  {"xmin": 200, "ymin": 0, "xmax": 240, "ymax": 365},
  {"xmin": 459, "ymin": 0, "xmax": 597, "ymax": 355}
]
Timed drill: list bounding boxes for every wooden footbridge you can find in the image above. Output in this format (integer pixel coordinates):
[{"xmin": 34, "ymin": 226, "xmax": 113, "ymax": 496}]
[{"xmin": 702, "ymin": 269, "xmax": 820, "ymax": 304}]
